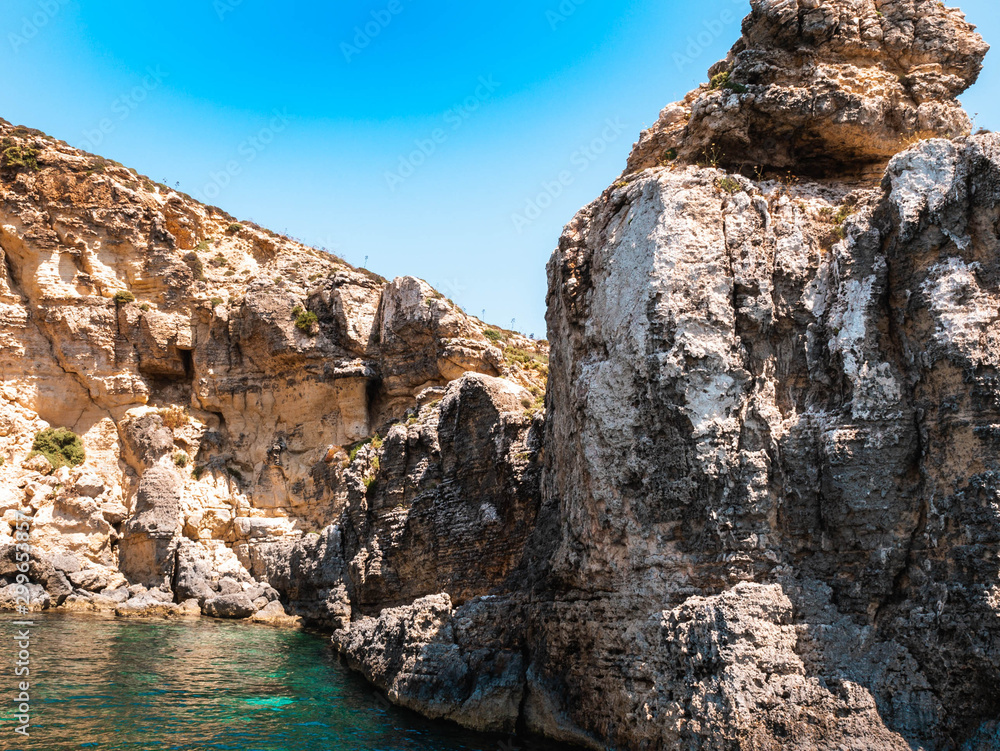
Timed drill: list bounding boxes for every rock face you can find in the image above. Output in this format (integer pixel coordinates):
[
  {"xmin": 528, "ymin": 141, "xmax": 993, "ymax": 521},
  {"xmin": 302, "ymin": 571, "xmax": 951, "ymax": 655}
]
[
  {"xmin": 2, "ymin": 2, "xmax": 999, "ymax": 750},
  {"xmin": 628, "ymin": 0, "xmax": 988, "ymax": 176},
  {"xmin": 319, "ymin": 2, "xmax": 1000, "ymax": 749},
  {"xmin": 536, "ymin": 131, "xmax": 1000, "ymax": 749},
  {"xmin": 0, "ymin": 119, "xmax": 547, "ymax": 621}
]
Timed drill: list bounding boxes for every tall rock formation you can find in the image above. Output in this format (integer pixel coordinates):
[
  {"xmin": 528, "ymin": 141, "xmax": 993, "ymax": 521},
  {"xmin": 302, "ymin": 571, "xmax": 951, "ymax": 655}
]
[
  {"xmin": 333, "ymin": 1, "xmax": 1000, "ymax": 749},
  {"xmin": 2, "ymin": 1, "xmax": 999, "ymax": 750},
  {"xmin": 533, "ymin": 1, "xmax": 998, "ymax": 748}
]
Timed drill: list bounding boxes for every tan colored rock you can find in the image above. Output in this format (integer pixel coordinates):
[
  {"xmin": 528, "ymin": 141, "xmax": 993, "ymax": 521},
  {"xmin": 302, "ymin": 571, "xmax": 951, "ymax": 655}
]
[
  {"xmin": 627, "ymin": 0, "xmax": 989, "ymax": 176},
  {"xmin": 22, "ymin": 453, "xmax": 52, "ymax": 475},
  {"xmin": 250, "ymin": 599, "xmax": 300, "ymax": 627}
]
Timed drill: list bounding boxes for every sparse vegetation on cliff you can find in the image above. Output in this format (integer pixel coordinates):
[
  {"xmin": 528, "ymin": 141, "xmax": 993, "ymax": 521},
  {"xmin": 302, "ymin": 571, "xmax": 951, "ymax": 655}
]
[
  {"xmin": 158, "ymin": 406, "xmax": 189, "ymax": 431},
  {"xmin": 292, "ymin": 305, "xmax": 319, "ymax": 335},
  {"xmin": 1, "ymin": 141, "xmax": 40, "ymax": 171},
  {"xmin": 29, "ymin": 428, "xmax": 85, "ymax": 470},
  {"xmin": 183, "ymin": 252, "xmax": 206, "ymax": 281},
  {"xmin": 708, "ymin": 71, "xmax": 748, "ymax": 94}
]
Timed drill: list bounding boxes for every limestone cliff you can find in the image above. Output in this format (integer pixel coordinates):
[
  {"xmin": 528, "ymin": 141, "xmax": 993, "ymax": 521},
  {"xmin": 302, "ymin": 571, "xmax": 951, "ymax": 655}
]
[
  {"xmin": 0, "ymin": 121, "xmax": 547, "ymax": 618},
  {"xmin": 320, "ymin": 1, "xmax": 1000, "ymax": 749},
  {"xmin": 3, "ymin": 1, "xmax": 1000, "ymax": 750}
]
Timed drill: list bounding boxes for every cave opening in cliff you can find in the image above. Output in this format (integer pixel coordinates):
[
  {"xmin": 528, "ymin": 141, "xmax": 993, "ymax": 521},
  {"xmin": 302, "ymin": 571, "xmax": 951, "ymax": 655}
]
[{"xmin": 178, "ymin": 347, "xmax": 194, "ymax": 380}]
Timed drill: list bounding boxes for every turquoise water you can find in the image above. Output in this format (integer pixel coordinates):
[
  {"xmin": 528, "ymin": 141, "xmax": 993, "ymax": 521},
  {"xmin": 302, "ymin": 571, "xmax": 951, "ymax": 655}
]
[{"xmin": 1, "ymin": 613, "xmax": 565, "ymax": 751}]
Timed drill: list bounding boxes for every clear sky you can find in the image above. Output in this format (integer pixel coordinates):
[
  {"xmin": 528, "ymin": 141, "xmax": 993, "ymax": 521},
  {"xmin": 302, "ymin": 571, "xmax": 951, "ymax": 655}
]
[{"xmin": 1, "ymin": 0, "xmax": 997, "ymax": 337}]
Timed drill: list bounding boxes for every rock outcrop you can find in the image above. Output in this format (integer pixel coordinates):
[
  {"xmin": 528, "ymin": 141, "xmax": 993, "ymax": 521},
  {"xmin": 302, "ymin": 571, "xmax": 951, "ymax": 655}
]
[
  {"xmin": 628, "ymin": 0, "xmax": 989, "ymax": 176},
  {"xmin": 0, "ymin": 119, "xmax": 547, "ymax": 623},
  {"xmin": 2, "ymin": 1, "xmax": 999, "ymax": 750},
  {"xmin": 533, "ymin": 130, "xmax": 1000, "ymax": 749}
]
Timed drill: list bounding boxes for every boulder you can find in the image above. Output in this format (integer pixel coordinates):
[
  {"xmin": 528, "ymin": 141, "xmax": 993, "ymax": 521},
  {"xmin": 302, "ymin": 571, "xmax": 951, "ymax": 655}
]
[{"xmin": 202, "ymin": 593, "xmax": 255, "ymax": 619}]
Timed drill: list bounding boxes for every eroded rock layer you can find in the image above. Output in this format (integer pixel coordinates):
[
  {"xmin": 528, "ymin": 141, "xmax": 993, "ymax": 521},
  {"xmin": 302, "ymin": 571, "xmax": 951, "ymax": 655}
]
[
  {"xmin": 0, "ymin": 119, "xmax": 547, "ymax": 624},
  {"xmin": 2, "ymin": 1, "xmax": 999, "ymax": 749},
  {"xmin": 627, "ymin": 0, "xmax": 989, "ymax": 176}
]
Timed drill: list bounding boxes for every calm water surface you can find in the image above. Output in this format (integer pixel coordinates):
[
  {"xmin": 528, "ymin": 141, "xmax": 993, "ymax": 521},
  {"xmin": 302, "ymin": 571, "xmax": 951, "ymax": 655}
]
[{"xmin": 1, "ymin": 612, "xmax": 567, "ymax": 751}]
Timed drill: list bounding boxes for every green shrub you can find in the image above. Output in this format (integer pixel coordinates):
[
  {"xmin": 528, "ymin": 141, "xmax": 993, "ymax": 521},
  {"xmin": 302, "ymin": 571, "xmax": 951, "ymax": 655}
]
[
  {"xmin": 292, "ymin": 305, "xmax": 319, "ymax": 335},
  {"xmin": 113, "ymin": 290, "xmax": 135, "ymax": 305},
  {"xmin": 225, "ymin": 223, "xmax": 243, "ymax": 235},
  {"xmin": 348, "ymin": 434, "xmax": 382, "ymax": 463},
  {"xmin": 483, "ymin": 328, "xmax": 504, "ymax": 342},
  {"xmin": 1, "ymin": 142, "xmax": 39, "ymax": 171},
  {"xmin": 834, "ymin": 205, "xmax": 854, "ymax": 225},
  {"xmin": 140, "ymin": 303, "xmax": 151, "ymax": 312},
  {"xmin": 29, "ymin": 428, "xmax": 85, "ymax": 470},
  {"xmin": 196, "ymin": 240, "xmax": 210, "ymax": 252},
  {"xmin": 363, "ymin": 455, "xmax": 381, "ymax": 490},
  {"xmin": 709, "ymin": 71, "xmax": 748, "ymax": 94},
  {"xmin": 211, "ymin": 254, "xmax": 228, "ymax": 268},
  {"xmin": 173, "ymin": 452, "xmax": 189, "ymax": 468},
  {"xmin": 183, "ymin": 252, "xmax": 206, "ymax": 281},
  {"xmin": 210, "ymin": 297, "xmax": 223, "ymax": 308}
]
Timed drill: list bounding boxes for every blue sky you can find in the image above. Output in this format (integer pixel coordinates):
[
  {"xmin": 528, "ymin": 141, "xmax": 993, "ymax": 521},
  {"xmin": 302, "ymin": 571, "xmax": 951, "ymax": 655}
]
[{"xmin": 1, "ymin": 0, "xmax": 997, "ymax": 337}]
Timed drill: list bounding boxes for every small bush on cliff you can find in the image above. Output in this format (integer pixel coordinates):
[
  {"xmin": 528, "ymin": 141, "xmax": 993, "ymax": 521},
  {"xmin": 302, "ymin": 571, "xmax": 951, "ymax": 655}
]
[
  {"xmin": 226, "ymin": 223, "xmax": 243, "ymax": 235},
  {"xmin": 1, "ymin": 142, "xmax": 40, "ymax": 171},
  {"xmin": 158, "ymin": 406, "xmax": 189, "ymax": 431},
  {"xmin": 348, "ymin": 434, "xmax": 383, "ymax": 463},
  {"xmin": 173, "ymin": 452, "xmax": 188, "ymax": 468},
  {"xmin": 29, "ymin": 428, "xmax": 85, "ymax": 470},
  {"xmin": 709, "ymin": 71, "xmax": 748, "ymax": 94},
  {"xmin": 112, "ymin": 290, "xmax": 135, "ymax": 305},
  {"xmin": 183, "ymin": 252, "xmax": 206, "ymax": 282},
  {"xmin": 714, "ymin": 176, "xmax": 742, "ymax": 195},
  {"xmin": 292, "ymin": 305, "xmax": 319, "ymax": 335},
  {"xmin": 483, "ymin": 328, "xmax": 504, "ymax": 343}
]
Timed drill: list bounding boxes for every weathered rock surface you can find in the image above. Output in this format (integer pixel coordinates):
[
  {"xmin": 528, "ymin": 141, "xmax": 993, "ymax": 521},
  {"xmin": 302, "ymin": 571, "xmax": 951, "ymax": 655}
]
[
  {"xmin": 531, "ymin": 130, "xmax": 1000, "ymax": 749},
  {"xmin": 333, "ymin": 593, "xmax": 526, "ymax": 733},
  {"xmin": 627, "ymin": 0, "xmax": 989, "ymax": 176},
  {"xmin": 3, "ymin": 1, "xmax": 999, "ymax": 750},
  {"xmin": 0, "ymin": 116, "xmax": 546, "ymax": 617}
]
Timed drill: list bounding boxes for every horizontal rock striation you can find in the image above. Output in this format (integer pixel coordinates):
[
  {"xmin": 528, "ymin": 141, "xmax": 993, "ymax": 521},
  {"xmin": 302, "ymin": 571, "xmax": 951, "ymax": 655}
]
[{"xmin": 537, "ymin": 132, "xmax": 1000, "ymax": 749}]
